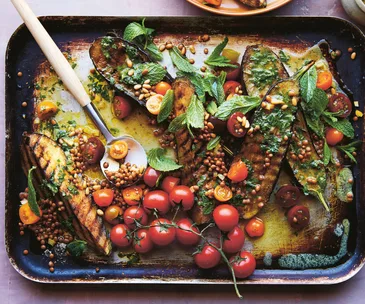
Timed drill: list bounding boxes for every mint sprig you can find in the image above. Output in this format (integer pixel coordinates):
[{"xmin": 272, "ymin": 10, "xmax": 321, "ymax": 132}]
[{"xmin": 204, "ymin": 37, "xmax": 237, "ymax": 68}]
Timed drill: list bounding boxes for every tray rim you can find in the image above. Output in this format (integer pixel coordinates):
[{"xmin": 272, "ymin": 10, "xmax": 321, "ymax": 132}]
[{"xmin": 4, "ymin": 15, "xmax": 365, "ymax": 285}]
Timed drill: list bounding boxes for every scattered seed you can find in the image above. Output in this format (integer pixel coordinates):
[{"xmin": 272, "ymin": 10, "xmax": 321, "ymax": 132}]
[
  {"xmin": 292, "ymin": 97, "xmax": 298, "ymax": 106},
  {"xmin": 144, "ymin": 79, "xmax": 151, "ymax": 84},
  {"xmin": 200, "ymin": 66, "xmax": 207, "ymax": 72},
  {"xmin": 159, "ymin": 44, "xmax": 166, "ymax": 52},
  {"xmin": 22, "ymin": 101, "xmax": 27, "ymax": 107},
  {"xmin": 142, "ymin": 69, "xmax": 149, "ymax": 76},
  {"xmin": 351, "ymin": 52, "xmax": 357, "ymax": 60},
  {"xmin": 204, "ymin": 48, "xmax": 209, "ymax": 54},
  {"xmin": 189, "ymin": 45, "xmax": 196, "ymax": 54},
  {"xmin": 166, "ymin": 43, "xmax": 173, "ymax": 50},
  {"xmin": 97, "ymin": 209, "xmax": 104, "ymax": 216},
  {"xmin": 181, "ymin": 47, "xmax": 186, "ymax": 56},
  {"xmin": 49, "ymin": 267, "xmax": 55, "ymax": 273},
  {"xmin": 126, "ymin": 59, "xmax": 133, "ymax": 68},
  {"xmin": 103, "ymin": 162, "xmax": 109, "ymax": 168},
  {"xmin": 202, "ymin": 34, "xmax": 210, "ymax": 42},
  {"xmin": 281, "ymin": 104, "xmax": 288, "ymax": 110},
  {"xmin": 348, "ymin": 47, "xmax": 353, "ymax": 53},
  {"xmin": 17, "ymin": 71, "xmax": 23, "ymax": 77},
  {"xmin": 331, "ymin": 87, "xmax": 336, "ymax": 95},
  {"xmin": 23, "ymin": 249, "xmax": 29, "ymax": 255},
  {"xmin": 134, "ymin": 84, "xmax": 142, "ymax": 90},
  {"xmin": 189, "ymin": 58, "xmax": 195, "ymax": 64},
  {"xmin": 127, "ymin": 69, "xmax": 134, "ymax": 76},
  {"xmin": 143, "ymin": 84, "xmax": 151, "ymax": 89}
]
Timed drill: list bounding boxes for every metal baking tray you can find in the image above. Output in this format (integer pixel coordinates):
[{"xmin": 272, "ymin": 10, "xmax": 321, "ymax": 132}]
[{"xmin": 5, "ymin": 16, "xmax": 365, "ymax": 284}]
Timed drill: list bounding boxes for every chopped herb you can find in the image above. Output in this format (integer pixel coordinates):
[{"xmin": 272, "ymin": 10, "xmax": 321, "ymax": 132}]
[
  {"xmin": 169, "ymin": 47, "xmax": 197, "ymax": 73},
  {"xmin": 67, "ymin": 240, "xmax": 87, "ymax": 257},
  {"xmin": 279, "ymin": 50, "xmax": 290, "ymax": 63}
]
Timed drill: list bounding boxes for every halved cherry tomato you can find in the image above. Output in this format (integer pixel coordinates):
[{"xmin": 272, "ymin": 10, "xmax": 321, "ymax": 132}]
[
  {"xmin": 228, "ymin": 160, "xmax": 249, "ymax": 183},
  {"xmin": 176, "ymin": 218, "xmax": 200, "ymax": 246},
  {"xmin": 225, "ymin": 63, "xmax": 241, "ymax": 81},
  {"xmin": 222, "ymin": 226, "xmax": 245, "ymax": 253},
  {"xmin": 222, "ymin": 49, "xmax": 240, "ymax": 63},
  {"xmin": 316, "ymin": 71, "xmax": 333, "ymax": 90},
  {"xmin": 109, "ymin": 140, "xmax": 128, "ymax": 160},
  {"xmin": 287, "ymin": 205, "xmax": 310, "ymax": 229},
  {"xmin": 149, "ymin": 218, "xmax": 176, "ymax": 246},
  {"xmin": 213, "ymin": 204, "xmax": 239, "ymax": 232},
  {"xmin": 326, "ymin": 128, "xmax": 344, "ymax": 146},
  {"xmin": 82, "ymin": 137, "xmax": 105, "ymax": 165},
  {"xmin": 123, "ymin": 206, "xmax": 148, "ymax": 228},
  {"xmin": 104, "ymin": 205, "xmax": 123, "ymax": 225},
  {"xmin": 122, "ymin": 186, "xmax": 143, "ymax": 206},
  {"xmin": 328, "ymin": 93, "xmax": 352, "ymax": 118},
  {"xmin": 143, "ymin": 166, "xmax": 161, "ymax": 187},
  {"xmin": 155, "ymin": 82, "xmax": 172, "ymax": 96},
  {"xmin": 161, "ymin": 176, "xmax": 180, "ymax": 193},
  {"xmin": 169, "ymin": 185, "xmax": 195, "ymax": 210},
  {"xmin": 143, "ymin": 190, "xmax": 170, "ymax": 214},
  {"xmin": 194, "ymin": 244, "xmax": 221, "ymax": 269},
  {"xmin": 275, "ymin": 185, "xmax": 300, "ymax": 208},
  {"xmin": 19, "ymin": 203, "xmax": 42, "ymax": 225},
  {"xmin": 36, "ymin": 101, "xmax": 58, "ymax": 120},
  {"xmin": 146, "ymin": 94, "xmax": 164, "ymax": 115},
  {"xmin": 245, "ymin": 217, "xmax": 265, "ymax": 238},
  {"xmin": 227, "ymin": 112, "xmax": 247, "ymax": 138},
  {"xmin": 110, "ymin": 224, "xmax": 131, "ymax": 247},
  {"xmin": 133, "ymin": 229, "xmax": 153, "ymax": 253},
  {"xmin": 223, "ymin": 81, "xmax": 240, "ymax": 97},
  {"xmin": 204, "ymin": 0, "xmax": 222, "ymax": 7},
  {"xmin": 214, "ymin": 185, "xmax": 233, "ymax": 202},
  {"xmin": 113, "ymin": 95, "xmax": 133, "ymax": 119},
  {"xmin": 230, "ymin": 251, "xmax": 256, "ymax": 279},
  {"xmin": 92, "ymin": 189, "xmax": 114, "ymax": 207}
]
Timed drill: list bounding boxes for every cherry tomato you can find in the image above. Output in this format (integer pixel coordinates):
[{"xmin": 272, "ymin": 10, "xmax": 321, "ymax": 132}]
[
  {"xmin": 122, "ymin": 186, "xmax": 143, "ymax": 206},
  {"xmin": 208, "ymin": 116, "xmax": 227, "ymax": 134},
  {"xmin": 275, "ymin": 185, "xmax": 300, "ymax": 208},
  {"xmin": 110, "ymin": 224, "xmax": 132, "ymax": 247},
  {"xmin": 245, "ymin": 217, "xmax": 265, "ymax": 238},
  {"xmin": 205, "ymin": 0, "xmax": 222, "ymax": 6},
  {"xmin": 227, "ymin": 112, "xmax": 247, "ymax": 138},
  {"xmin": 155, "ymin": 82, "xmax": 172, "ymax": 96},
  {"xmin": 92, "ymin": 189, "xmax": 114, "ymax": 207},
  {"xmin": 82, "ymin": 137, "xmax": 105, "ymax": 165},
  {"xmin": 223, "ymin": 81, "xmax": 241, "ymax": 97},
  {"xmin": 149, "ymin": 218, "xmax": 176, "ymax": 246},
  {"xmin": 287, "ymin": 205, "xmax": 310, "ymax": 229},
  {"xmin": 161, "ymin": 176, "xmax": 180, "ymax": 193},
  {"xmin": 143, "ymin": 166, "xmax": 161, "ymax": 187},
  {"xmin": 218, "ymin": 63, "xmax": 241, "ymax": 81},
  {"xmin": 104, "ymin": 205, "xmax": 123, "ymax": 225},
  {"xmin": 316, "ymin": 71, "xmax": 333, "ymax": 90},
  {"xmin": 194, "ymin": 244, "xmax": 221, "ymax": 269},
  {"xmin": 36, "ymin": 101, "xmax": 58, "ymax": 120},
  {"xmin": 230, "ymin": 251, "xmax": 256, "ymax": 279},
  {"xmin": 176, "ymin": 218, "xmax": 200, "ymax": 246},
  {"xmin": 133, "ymin": 229, "xmax": 153, "ymax": 253},
  {"xmin": 109, "ymin": 140, "xmax": 128, "ymax": 160},
  {"xmin": 146, "ymin": 94, "xmax": 164, "ymax": 115},
  {"xmin": 123, "ymin": 206, "xmax": 148, "ymax": 229},
  {"xmin": 228, "ymin": 160, "xmax": 249, "ymax": 183},
  {"xmin": 222, "ymin": 226, "xmax": 245, "ymax": 253},
  {"xmin": 214, "ymin": 185, "xmax": 233, "ymax": 202},
  {"xmin": 143, "ymin": 190, "xmax": 170, "ymax": 215},
  {"xmin": 19, "ymin": 203, "xmax": 42, "ymax": 225},
  {"xmin": 328, "ymin": 93, "xmax": 352, "ymax": 118},
  {"xmin": 113, "ymin": 95, "xmax": 133, "ymax": 119},
  {"xmin": 326, "ymin": 128, "xmax": 344, "ymax": 146},
  {"xmin": 222, "ymin": 49, "xmax": 240, "ymax": 63},
  {"xmin": 213, "ymin": 204, "xmax": 239, "ymax": 232},
  {"xmin": 169, "ymin": 185, "xmax": 195, "ymax": 210}
]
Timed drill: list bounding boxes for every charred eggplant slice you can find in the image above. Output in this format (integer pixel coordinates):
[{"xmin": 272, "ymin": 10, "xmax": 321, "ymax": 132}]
[
  {"xmin": 90, "ymin": 37, "xmax": 173, "ymax": 106},
  {"xmin": 239, "ymin": 0, "xmax": 267, "ymax": 8}
]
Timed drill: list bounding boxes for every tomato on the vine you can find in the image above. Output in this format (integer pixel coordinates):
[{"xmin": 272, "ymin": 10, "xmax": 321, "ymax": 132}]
[
  {"xmin": 122, "ymin": 186, "xmax": 143, "ymax": 206},
  {"xmin": 143, "ymin": 190, "xmax": 170, "ymax": 215},
  {"xmin": 133, "ymin": 229, "xmax": 153, "ymax": 253},
  {"xmin": 161, "ymin": 176, "xmax": 180, "ymax": 193},
  {"xmin": 228, "ymin": 160, "xmax": 248, "ymax": 183},
  {"xmin": 143, "ymin": 166, "xmax": 161, "ymax": 187},
  {"xmin": 230, "ymin": 251, "xmax": 256, "ymax": 279},
  {"xmin": 110, "ymin": 224, "xmax": 131, "ymax": 247},
  {"xmin": 169, "ymin": 185, "xmax": 195, "ymax": 210},
  {"xmin": 176, "ymin": 218, "xmax": 200, "ymax": 246},
  {"xmin": 245, "ymin": 217, "xmax": 265, "ymax": 238},
  {"xmin": 222, "ymin": 226, "xmax": 245, "ymax": 253},
  {"xmin": 149, "ymin": 218, "xmax": 176, "ymax": 246},
  {"xmin": 194, "ymin": 244, "xmax": 221, "ymax": 269},
  {"xmin": 123, "ymin": 206, "xmax": 148, "ymax": 229},
  {"xmin": 213, "ymin": 204, "xmax": 239, "ymax": 232},
  {"xmin": 92, "ymin": 189, "xmax": 114, "ymax": 207}
]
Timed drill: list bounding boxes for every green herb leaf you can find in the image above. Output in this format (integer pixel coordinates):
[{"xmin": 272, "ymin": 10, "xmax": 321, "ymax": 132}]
[
  {"xmin": 208, "ymin": 72, "xmax": 226, "ymax": 105},
  {"xmin": 169, "ymin": 47, "xmax": 197, "ymax": 73},
  {"xmin": 305, "ymin": 114, "xmax": 325, "ymax": 136},
  {"xmin": 215, "ymin": 95, "xmax": 261, "ymax": 120},
  {"xmin": 323, "ymin": 140, "xmax": 331, "ymax": 166},
  {"xmin": 157, "ymin": 90, "xmax": 174, "ymax": 123},
  {"xmin": 123, "ymin": 22, "xmax": 146, "ymax": 41},
  {"xmin": 27, "ymin": 167, "xmax": 41, "ymax": 217},
  {"xmin": 67, "ymin": 240, "xmax": 87, "ymax": 257},
  {"xmin": 279, "ymin": 50, "xmax": 290, "ymax": 63},
  {"xmin": 322, "ymin": 113, "xmax": 355, "ymax": 139},
  {"xmin": 337, "ymin": 140, "xmax": 361, "ymax": 163},
  {"xmin": 206, "ymin": 101, "xmax": 218, "ymax": 115},
  {"xmin": 186, "ymin": 95, "xmax": 205, "ymax": 129},
  {"xmin": 147, "ymin": 148, "xmax": 183, "ymax": 172},
  {"xmin": 300, "ymin": 65, "xmax": 317, "ymax": 102},
  {"xmin": 304, "ymin": 88, "xmax": 328, "ymax": 118},
  {"xmin": 146, "ymin": 42, "xmax": 163, "ymax": 61},
  {"xmin": 207, "ymin": 136, "xmax": 221, "ymax": 150},
  {"xmin": 120, "ymin": 62, "xmax": 166, "ymax": 86},
  {"xmin": 176, "ymin": 71, "xmax": 206, "ymax": 101},
  {"xmin": 204, "ymin": 37, "xmax": 237, "ymax": 68},
  {"xmin": 168, "ymin": 113, "xmax": 187, "ymax": 132}
]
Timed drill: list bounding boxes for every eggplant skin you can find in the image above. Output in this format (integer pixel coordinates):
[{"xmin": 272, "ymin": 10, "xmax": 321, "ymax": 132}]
[{"xmin": 239, "ymin": 0, "xmax": 267, "ymax": 8}]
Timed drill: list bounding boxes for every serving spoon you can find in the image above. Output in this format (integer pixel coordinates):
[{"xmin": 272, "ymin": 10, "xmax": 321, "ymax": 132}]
[{"xmin": 11, "ymin": 0, "xmax": 148, "ymax": 185}]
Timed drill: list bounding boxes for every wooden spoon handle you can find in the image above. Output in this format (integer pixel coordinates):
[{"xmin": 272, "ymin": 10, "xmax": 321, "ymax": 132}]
[{"xmin": 11, "ymin": 0, "xmax": 91, "ymax": 107}]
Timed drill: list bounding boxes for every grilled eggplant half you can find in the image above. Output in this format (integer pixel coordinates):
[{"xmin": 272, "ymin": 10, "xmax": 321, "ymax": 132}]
[{"xmin": 239, "ymin": 0, "xmax": 267, "ymax": 8}]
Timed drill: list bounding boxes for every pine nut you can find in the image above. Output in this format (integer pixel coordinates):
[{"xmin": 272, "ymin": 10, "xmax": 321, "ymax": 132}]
[
  {"xmin": 126, "ymin": 59, "xmax": 133, "ymax": 68},
  {"xmin": 139, "ymin": 94, "xmax": 144, "ymax": 100},
  {"xmin": 281, "ymin": 104, "xmax": 288, "ymax": 110},
  {"xmin": 143, "ymin": 84, "xmax": 152, "ymax": 89},
  {"xmin": 189, "ymin": 45, "xmax": 196, "ymax": 54},
  {"xmin": 351, "ymin": 52, "xmax": 356, "ymax": 60},
  {"xmin": 292, "ymin": 97, "xmax": 298, "ymax": 106},
  {"xmin": 144, "ymin": 79, "xmax": 151, "ymax": 84},
  {"xmin": 166, "ymin": 43, "xmax": 173, "ymax": 50},
  {"xmin": 159, "ymin": 44, "xmax": 166, "ymax": 52},
  {"xmin": 142, "ymin": 69, "xmax": 149, "ymax": 76},
  {"xmin": 97, "ymin": 209, "xmax": 104, "ymax": 216},
  {"xmin": 134, "ymin": 84, "xmax": 142, "ymax": 90},
  {"xmin": 128, "ymin": 69, "xmax": 134, "ymax": 76}
]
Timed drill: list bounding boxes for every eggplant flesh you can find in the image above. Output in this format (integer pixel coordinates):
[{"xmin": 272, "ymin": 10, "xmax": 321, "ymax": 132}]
[{"xmin": 239, "ymin": 0, "xmax": 267, "ymax": 8}]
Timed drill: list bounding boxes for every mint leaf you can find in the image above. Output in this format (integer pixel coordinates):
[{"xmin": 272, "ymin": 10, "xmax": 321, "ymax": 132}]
[
  {"xmin": 337, "ymin": 141, "xmax": 360, "ymax": 163},
  {"xmin": 186, "ymin": 95, "xmax": 205, "ymax": 129},
  {"xmin": 215, "ymin": 95, "xmax": 261, "ymax": 120},
  {"xmin": 27, "ymin": 166, "xmax": 41, "ymax": 217},
  {"xmin": 305, "ymin": 114, "xmax": 324, "ymax": 136},
  {"xmin": 176, "ymin": 71, "xmax": 206, "ymax": 101},
  {"xmin": 323, "ymin": 140, "xmax": 331, "ymax": 166},
  {"xmin": 157, "ymin": 90, "xmax": 174, "ymax": 123},
  {"xmin": 67, "ymin": 240, "xmax": 87, "ymax": 257},
  {"xmin": 141, "ymin": 63, "xmax": 166, "ymax": 85},
  {"xmin": 146, "ymin": 42, "xmax": 163, "ymax": 61},
  {"xmin": 168, "ymin": 113, "xmax": 187, "ymax": 132},
  {"xmin": 300, "ymin": 65, "xmax": 317, "ymax": 102},
  {"xmin": 204, "ymin": 37, "xmax": 237, "ymax": 68},
  {"xmin": 322, "ymin": 114, "xmax": 354, "ymax": 139},
  {"xmin": 206, "ymin": 101, "xmax": 218, "ymax": 115},
  {"xmin": 147, "ymin": 148, "xmax": 183, "ymax": 172},
  {"xmin": 169, "ymin": 47, "xmax": 197, "ymax": 73},
  {"xmin": 123, "ymin": 22, "xmax": 146, "ymax": 41},
  {"xmin": 207, "ymin": 136, "xmax": 221, "ymax": 150},
  {"xmin": 303, "ymin": 88, "xmax": 328, "ymax": 119}
]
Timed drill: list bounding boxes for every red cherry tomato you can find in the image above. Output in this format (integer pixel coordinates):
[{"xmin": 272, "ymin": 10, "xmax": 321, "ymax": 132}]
[
  {"xmin": 155, "ymin": 82, "xmax": 172, "ymax": 96},
  {"xmin": 222, "ymin": 226, "xmax": 245, "ymax": 253},
  {"xmin": 227, "ymin": 112, "xmax": 247, "ymax": 138},
  {"xmin": 92, "ymin": 189, "xmax": 114, "ymax": 207},
  {"xmin": 133, "ymin": 229, "xmax": 153, "ymax": 253},
  {"xmin": 326, "ymin": 128, "xmax": 344, "ymax": 146},
  {"xmin": 122, "ymin": 186, "xmax": 143, "ymax": 206},
  {"xmin": 169, "ymin": 185, "xmax": 195, "ymax": 210},
  {"xmin": 275, "ymin": 185, "xmax": 300, "ymax": 208},
  {"xmin": 176, "ymin": 218, "xmax": 200, "ymax": 246},
  {"xmin": 82, "ymin": 137, "xmax": 105, "ymax": 165},
  {"xmin": 161, "ymin": 176, "xmax": 180, "ymax": 193},
  {"xmin": 143, "ymin": 167, "xmax": 161, "ymax": 187},
  {"xmin": 223, "ymin": 80, "xmax": 241, "ymax": 97},
  {"xmin": 328, "ymin": 93, "xmax": 352, "ymax": 118},
  {"xmin": 143, "ymin": 190, "xmax": 170, "ymax": 215},
  {"xmin": 213, "ymin": 204, "xmax": 239, "ymax": 232},
  {"xmin": 316, "ymin": 71, "xmax": 333, "ymax": 90},
  {"xmin": 123, "ymin": 206, "xmax": 148, "ymax": 229},
  {"xmin": 230, "ymin": 251, "xmax": 256, "ymax": 279},
  {"xmin": 225, "ymin": 63, "xmax": 241, "ymax": 81},
  {"xmin": 110, "ymin": 224, "xmax": 132, "ymax": 247},
  {"xmin": 149, "ymin": 218, "xmax": 176, "ymax": 246},
  {"xmin": 228, "ymin": 160, "xmax": 249, "ymax": 183},
  {"xmin": 194, "ymin": 244, "xmax": 221, "ymax": 269},
  {"xmin": 113, "ymin": 95, "xmax": 133, "ymax": 119},
  {"xmin": 287, "ymin": 205, "xmax": 310, "ymax": 229},
  {"xmin": 245, "ymin": 217, "xmax": 265, "ymax": 238}
]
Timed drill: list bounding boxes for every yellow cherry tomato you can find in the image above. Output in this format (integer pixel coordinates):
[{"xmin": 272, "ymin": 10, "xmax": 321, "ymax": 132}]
[
  {"xmin": 146, "ymin": 94, "xmax": 164, "ymax": 115},
  {"xmin": 214, "ymin": 185, "xmax": 233, "ymax": 202},
  {"xmin": 19, "ymin": 203, "xmax": 42, "ymax": 225},
  {"xmin": 36, "ymin": 101, "xmax": 58, "ymax": 120},
  {"xmin": 109, "ymin": 140, "xmax": 128, "ymax": 160},
  {"xmin": 155, "ymin": 82, "xmax": 172, "ymax": 96},
  {"xmin": 222, "ymin": 49, "xmax": 240, "ymax": 63}
]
